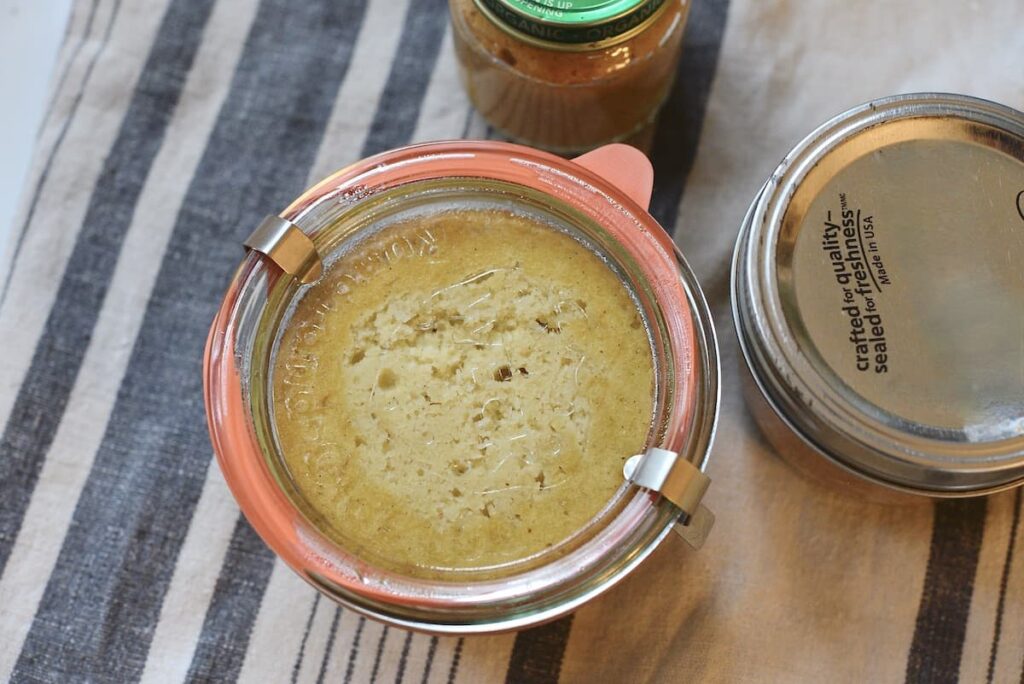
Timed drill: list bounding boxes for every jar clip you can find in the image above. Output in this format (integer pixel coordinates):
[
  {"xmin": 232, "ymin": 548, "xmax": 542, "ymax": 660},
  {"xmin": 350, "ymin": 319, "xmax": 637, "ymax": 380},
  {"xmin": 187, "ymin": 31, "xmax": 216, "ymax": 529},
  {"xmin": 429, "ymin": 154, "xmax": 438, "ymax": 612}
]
[
  {"xmin": 624, "ymin": 448, "xmax": 713, "ymax": 549},
  {"xmin": 244, "ymin": 215, "xmax": 323, "ymax": 284}
]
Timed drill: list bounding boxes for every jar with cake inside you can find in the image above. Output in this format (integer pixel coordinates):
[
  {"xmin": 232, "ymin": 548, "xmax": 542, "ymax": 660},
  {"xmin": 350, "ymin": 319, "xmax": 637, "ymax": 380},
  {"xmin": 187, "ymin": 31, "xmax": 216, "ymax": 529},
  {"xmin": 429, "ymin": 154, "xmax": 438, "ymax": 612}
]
[
  {"xmin": 450, "ymin": 0, "xmax": 690, "ymax": 153},
  {"xmin": 205, "ymin": 142, "xmax": 719, "ymax": 632}
]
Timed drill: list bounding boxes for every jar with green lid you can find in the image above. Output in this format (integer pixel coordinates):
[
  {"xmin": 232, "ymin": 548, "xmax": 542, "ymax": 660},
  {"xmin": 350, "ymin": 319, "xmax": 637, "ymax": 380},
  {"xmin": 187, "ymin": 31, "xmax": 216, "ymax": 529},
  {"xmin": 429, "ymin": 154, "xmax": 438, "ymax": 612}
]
[{"xmin": 450, "ymin": 0, "xmax": 691, "ymax": 153}]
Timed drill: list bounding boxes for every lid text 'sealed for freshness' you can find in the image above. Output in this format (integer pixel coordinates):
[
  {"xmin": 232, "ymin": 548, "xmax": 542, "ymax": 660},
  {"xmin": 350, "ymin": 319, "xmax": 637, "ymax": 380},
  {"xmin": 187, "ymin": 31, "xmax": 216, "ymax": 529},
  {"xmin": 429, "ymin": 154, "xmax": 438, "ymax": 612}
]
[{"xmin": 821, "ymin": 193, "xmax": 891, "ymax": 374}]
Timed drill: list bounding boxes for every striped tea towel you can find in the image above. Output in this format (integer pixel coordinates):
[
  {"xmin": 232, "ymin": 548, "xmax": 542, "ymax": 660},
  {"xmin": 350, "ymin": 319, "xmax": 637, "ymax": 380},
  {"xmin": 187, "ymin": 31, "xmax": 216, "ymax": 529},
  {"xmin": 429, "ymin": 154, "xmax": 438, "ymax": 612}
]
[{"xmin": 1, "ymin": 0, "xmax": 1023, "ymax": 681}]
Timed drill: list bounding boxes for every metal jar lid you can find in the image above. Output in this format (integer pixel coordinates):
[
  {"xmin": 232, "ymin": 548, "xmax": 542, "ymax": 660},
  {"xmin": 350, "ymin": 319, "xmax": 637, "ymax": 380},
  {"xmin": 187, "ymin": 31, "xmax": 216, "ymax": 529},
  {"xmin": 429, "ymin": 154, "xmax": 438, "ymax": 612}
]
[
  {"xmin": 732, "ymin": 93, "xmax": 1024, "ymax": 496},
  {"xmin": 474, "ymin": 0, "xmax": 669, "ymax": 48}
]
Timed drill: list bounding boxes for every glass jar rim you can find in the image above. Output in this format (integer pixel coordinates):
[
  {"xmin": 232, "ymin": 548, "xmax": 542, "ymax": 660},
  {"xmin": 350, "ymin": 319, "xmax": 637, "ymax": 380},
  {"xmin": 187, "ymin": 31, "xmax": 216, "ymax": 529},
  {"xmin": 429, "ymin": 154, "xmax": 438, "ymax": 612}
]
[{"xmin": 204, "ymin": 140, "xmax": 719, "ymax": 632}]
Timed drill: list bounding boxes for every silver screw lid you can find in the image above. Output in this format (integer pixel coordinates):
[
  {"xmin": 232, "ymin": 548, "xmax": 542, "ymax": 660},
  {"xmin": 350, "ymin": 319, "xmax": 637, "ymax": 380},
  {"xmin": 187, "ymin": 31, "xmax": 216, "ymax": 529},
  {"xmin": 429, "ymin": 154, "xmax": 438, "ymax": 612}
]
[{"xmin": 732, "ymin": 93, "xmax": 1024, "ymax": 495}]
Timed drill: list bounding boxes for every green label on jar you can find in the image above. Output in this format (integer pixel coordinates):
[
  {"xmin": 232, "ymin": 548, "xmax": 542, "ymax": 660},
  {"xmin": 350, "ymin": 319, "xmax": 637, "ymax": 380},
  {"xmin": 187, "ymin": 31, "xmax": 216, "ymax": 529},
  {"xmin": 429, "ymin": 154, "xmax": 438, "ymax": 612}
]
[{"xmin": 478, "ymin": 0, "xmax": 668, "ymax": 45}]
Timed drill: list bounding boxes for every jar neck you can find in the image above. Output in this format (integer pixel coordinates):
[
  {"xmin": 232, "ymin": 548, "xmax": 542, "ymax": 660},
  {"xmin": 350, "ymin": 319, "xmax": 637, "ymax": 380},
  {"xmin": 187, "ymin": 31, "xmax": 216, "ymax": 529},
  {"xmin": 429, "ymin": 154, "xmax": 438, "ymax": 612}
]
[{"xmin": 472, "ymin": 0, "xmax": 670, "ymax": 50}]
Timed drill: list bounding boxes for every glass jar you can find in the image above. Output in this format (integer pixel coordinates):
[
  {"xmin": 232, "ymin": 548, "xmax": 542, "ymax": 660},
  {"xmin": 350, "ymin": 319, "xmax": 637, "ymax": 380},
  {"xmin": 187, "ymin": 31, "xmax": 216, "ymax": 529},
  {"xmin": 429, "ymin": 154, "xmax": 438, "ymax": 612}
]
[
  {"xmin": 449, "ymin": 0, "xmax": 690, "ymax": 153},
  {"xmin": 204, "ymin": 141, "xmax": 720, "ymax": 632},
  {"xmin": 732, "ymin": 93, "xmax": 1024, "ymax": 501}
]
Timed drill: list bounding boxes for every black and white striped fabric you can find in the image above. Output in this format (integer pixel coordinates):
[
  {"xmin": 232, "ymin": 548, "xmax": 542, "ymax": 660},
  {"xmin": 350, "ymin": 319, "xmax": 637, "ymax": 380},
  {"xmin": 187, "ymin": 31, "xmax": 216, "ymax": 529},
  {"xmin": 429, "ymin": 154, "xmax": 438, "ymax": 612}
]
[{"xmin": 1, "ymin": 0, "xmax": 1022, "ymax": 681}]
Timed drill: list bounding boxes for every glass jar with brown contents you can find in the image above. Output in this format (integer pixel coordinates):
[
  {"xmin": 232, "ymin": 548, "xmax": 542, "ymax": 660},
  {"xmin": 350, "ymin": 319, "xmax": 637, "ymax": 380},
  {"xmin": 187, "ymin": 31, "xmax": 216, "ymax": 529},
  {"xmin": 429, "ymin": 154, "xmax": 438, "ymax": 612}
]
[{"xmin": 450, "ymin": 0, "xmax": 690, "ymax": 153}]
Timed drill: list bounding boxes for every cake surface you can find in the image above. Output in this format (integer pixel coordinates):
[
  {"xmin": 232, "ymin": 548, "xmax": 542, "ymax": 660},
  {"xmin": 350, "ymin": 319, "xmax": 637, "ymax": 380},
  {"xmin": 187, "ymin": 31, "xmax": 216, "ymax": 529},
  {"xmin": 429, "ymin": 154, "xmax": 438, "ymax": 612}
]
[{"xmin": 273, "ymin": 207, "xmax": 654, "ymax": 576}]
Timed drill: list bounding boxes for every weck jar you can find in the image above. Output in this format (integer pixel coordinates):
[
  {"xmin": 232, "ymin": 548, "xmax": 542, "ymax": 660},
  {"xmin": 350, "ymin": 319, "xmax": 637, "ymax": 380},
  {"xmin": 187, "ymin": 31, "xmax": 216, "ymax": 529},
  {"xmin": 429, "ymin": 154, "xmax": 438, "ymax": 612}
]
[
  {"xmin": 204, "ymin": 141, "xmax": 720, "ymax": 632},
  {"xmin": 449, "ymin": 0, "xmax": 690, "ymax": 153}
]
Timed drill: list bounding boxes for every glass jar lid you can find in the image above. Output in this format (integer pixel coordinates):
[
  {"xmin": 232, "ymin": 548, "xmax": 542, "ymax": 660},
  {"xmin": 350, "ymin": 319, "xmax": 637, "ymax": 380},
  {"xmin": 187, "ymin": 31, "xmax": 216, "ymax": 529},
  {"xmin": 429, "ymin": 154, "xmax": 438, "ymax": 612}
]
[
  {"xmin": 474, "ymin": 0, "xmax": 669, "ymax": 46},
  {"xmin": 733, "ymin": 93, "xmax": 1024, "ymax": 495}
]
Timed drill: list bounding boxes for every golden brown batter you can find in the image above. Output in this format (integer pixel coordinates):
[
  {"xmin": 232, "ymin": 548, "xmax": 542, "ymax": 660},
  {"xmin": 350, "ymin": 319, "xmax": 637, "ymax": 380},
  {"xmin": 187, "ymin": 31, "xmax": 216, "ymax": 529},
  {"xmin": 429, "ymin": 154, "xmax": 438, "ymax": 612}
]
[{"xmin": 273, "ymin": 208, "xmax": 654, "ymax": 577}]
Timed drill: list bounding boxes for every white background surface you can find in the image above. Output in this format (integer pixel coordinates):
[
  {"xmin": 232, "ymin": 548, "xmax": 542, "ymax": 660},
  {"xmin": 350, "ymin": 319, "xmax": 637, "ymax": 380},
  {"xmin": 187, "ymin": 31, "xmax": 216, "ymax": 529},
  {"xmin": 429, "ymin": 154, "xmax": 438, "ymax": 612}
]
[{"xmin": 0, "ymin": 0, "xmax": 73, "ymax": 268}]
